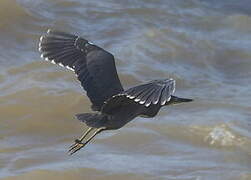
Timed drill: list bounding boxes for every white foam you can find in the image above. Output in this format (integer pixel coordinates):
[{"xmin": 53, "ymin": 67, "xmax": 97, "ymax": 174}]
[{"xmin": 204, "ymin": 125, "xmax": 241, "ymax": 146}]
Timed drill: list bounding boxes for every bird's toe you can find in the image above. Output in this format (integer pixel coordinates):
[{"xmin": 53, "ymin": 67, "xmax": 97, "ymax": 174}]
[{"xmin": 68, "ymin": 142, "xmax": 85, "ymax": 155}]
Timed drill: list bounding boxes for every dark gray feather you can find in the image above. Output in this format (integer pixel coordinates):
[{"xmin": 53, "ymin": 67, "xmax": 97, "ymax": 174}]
[
  {"xmin": 150, "ymin": 85, "xmax": 164, "ymax": 105},
  {"xmin": 101, "ymin": 79, "xmax": 176, "ymax": 112},
  {"xmin": 138, "ymin": 86, "xmax": 156, "ymax": 104},
  {"xmin": 133, "ymin": 86, "xmax": 155, "ymax": 104},
  {"xmin": 39, "ymin": 29, "xmax": 124, "ymax": 111}
]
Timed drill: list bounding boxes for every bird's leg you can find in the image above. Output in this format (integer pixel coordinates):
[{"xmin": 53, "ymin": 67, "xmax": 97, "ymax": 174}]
[
  {"xmin": 69, "ymin": 127, "xmax": 94, "ymax": 149},
  {"xmin": 76, "ymin": 127, "xmax": 94, "ymax": 143},
  {"xmin": 68, "ymin": 127, "xmax": 106, "ymax": 155}
]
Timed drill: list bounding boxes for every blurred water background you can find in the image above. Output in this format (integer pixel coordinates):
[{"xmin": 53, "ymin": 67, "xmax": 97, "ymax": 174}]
[{"xmin": 0, "ymin": 0, "xmax": 251, "ymax": 179}]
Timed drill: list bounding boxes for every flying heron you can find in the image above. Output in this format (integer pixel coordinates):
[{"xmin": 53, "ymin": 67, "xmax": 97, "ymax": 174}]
[{"xmin": 38, "ymin": 29, "xmax": 193, "ymax": 155}]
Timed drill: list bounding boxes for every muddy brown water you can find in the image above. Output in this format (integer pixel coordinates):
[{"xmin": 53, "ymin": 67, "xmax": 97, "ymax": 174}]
[{"xmin": 0, "ymin": 0, "xmax": 251, "ymax": 179}]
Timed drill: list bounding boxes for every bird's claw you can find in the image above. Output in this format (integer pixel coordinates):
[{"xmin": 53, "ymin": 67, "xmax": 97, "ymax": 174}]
[
  {"xmin": 68, "ymin": 127, "xmax": 104, "ymax": 155},
  {"xmin": 68, "ymin": 139, "xmax": 86, "ymax": 155},
  {"xmin": 69, "ymin": 139, "xmax": 81, "ymax": 149}
]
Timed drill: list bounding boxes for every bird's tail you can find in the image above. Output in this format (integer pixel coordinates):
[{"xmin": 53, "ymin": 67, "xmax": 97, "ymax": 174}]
[
  {"xmin": 75, "ymin": 113, "xmax": 106, "ymax": 128},
  {"xmin": 168, "ymin": 95, "xmax": 193, "ymax": 105}
]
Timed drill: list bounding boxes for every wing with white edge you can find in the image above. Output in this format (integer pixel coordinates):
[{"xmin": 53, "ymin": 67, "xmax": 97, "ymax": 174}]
[
  {"xmin": 39, "ymin": 29, "xmax": 124, "ymax": 111},
  {"xmin": 101, "ymin": 79, "xmax": 175, "ymax": 114}
]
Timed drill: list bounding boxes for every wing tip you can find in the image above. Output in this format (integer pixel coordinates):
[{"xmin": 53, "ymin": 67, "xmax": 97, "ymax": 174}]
[
  {"xmin": 66, "ymin": 66, "xmax": 75, "ymax": 71},
  {"xmin": 38, "ymin": 36, "xmax": 44, "ymax": 52},
  {"xmin": 51, "ymin": 60, "xmax": 56, "ymax": 64},
  {"xmin": 39, "ymin": 35, "xmax": 44, "ymax": 43},
  {"xmin": 47, "ymin": 29, "xmax": 52, "ymax": 34},
  {"xmin": 40, "ymin": 52, "xmax": 75, "ymax": 71},
  {"xmin": 145, "ymin": 102, "xmax": 151, "ymax": 107},
  {"xmin": 38, "ymin": 29, "xmax": 78, "ymax": 72},
  {"xmin": 152, "ymin": 100, "xmax": 159, "ymax": 105}
]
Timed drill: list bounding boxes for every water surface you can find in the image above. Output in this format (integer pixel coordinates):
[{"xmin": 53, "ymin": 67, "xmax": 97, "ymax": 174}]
[{"xmin": 0, "ymin": 0, "xmax": 251, "ymax": 179}]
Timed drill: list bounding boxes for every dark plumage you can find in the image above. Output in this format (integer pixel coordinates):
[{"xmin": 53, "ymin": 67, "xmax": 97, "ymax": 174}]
[{"xmin": 38, "ymin": 29, "xmax": 193, "ymax": 155}]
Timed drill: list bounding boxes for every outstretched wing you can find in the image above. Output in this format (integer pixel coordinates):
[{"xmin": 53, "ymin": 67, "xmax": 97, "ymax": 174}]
[
  {"xmin": 101, "ymin": 79, "xmax": 175, "ymax": 114},
  {"xmin": 39, "ymin": 29, "xmax": 124, "ymax": 111}
]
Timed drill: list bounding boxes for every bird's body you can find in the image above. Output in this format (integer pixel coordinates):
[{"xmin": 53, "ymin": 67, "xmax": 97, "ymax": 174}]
[{"xmin": 38, "ymin": 29, "xmax": 192, "ymax": 154}]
